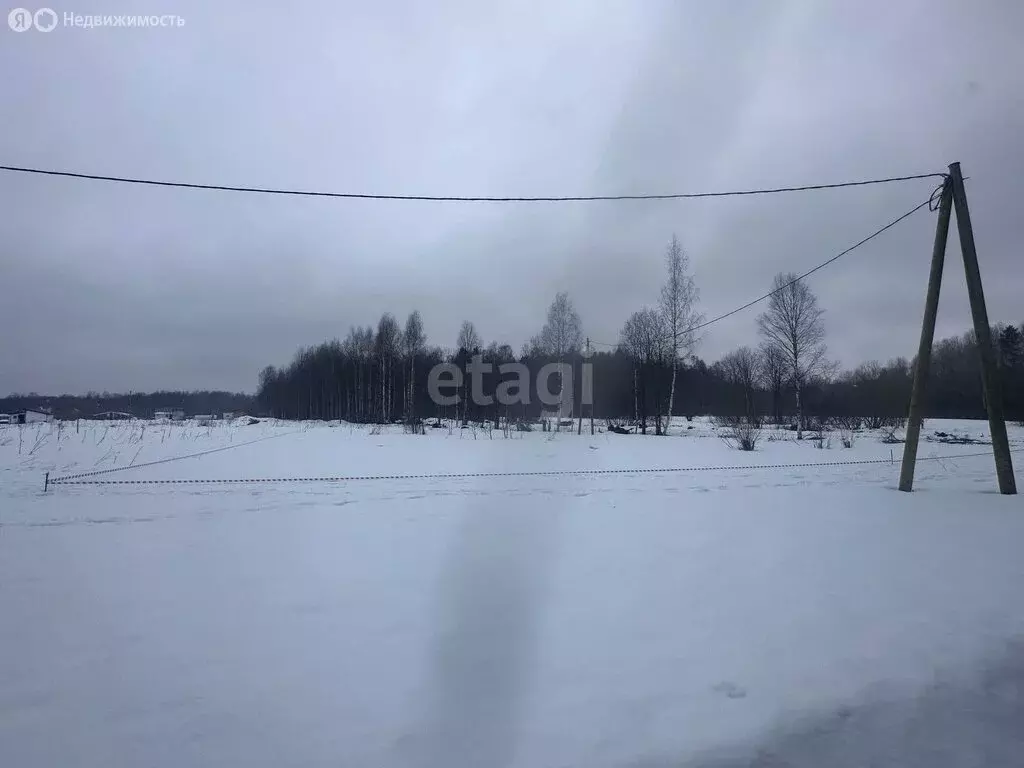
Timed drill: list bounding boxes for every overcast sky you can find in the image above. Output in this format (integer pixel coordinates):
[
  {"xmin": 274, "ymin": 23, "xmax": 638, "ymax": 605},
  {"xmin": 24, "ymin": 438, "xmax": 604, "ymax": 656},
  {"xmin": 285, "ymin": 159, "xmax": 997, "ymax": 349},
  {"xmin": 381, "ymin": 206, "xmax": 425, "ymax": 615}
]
[{"xmin": 2, "ymin": 0, "xmax": 1022, "ymax": 394}]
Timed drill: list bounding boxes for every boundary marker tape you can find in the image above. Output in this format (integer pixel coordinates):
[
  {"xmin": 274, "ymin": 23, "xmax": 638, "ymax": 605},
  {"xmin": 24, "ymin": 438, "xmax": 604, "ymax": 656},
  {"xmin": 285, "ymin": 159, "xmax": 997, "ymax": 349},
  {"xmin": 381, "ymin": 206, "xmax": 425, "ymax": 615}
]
[
  {"xmin": 45, "ymin": 450, "xmax": 1007, "ymax": 487},
  {"xmin": 48, "ymin": 429, "xmax": 302, "ymax": 483}
]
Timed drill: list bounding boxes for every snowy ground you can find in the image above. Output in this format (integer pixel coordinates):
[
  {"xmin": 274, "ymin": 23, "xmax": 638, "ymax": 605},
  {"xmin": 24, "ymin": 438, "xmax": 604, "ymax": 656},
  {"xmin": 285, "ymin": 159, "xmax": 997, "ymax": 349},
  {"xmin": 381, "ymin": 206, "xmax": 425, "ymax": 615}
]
[{"xmin": 2, "ymin": 417, "xmax": 1023, "ymax": 767}]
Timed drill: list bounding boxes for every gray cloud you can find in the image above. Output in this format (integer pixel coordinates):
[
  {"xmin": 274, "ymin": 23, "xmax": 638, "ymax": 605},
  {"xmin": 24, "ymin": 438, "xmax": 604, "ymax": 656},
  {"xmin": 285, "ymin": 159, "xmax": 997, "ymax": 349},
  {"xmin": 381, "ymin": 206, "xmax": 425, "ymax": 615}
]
[{"xmin": 2, "ymin": 0, "xmax": 1022, "ymax": 393}]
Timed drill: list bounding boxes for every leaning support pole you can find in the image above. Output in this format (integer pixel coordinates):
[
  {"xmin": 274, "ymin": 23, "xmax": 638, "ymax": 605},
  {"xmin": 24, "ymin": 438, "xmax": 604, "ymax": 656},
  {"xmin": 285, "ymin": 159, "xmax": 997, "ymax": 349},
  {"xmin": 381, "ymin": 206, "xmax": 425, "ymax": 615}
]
[
  {"xmin": 948, "ymin": 162, "xmax": 1017, "ymax": 494},
  {"xmin": 900, "ymin": 178, "xmax": 953, "ymax": 491},
  {"xmin": 44, "ymin": 471, "xmax": 50, "ymax": 492}
]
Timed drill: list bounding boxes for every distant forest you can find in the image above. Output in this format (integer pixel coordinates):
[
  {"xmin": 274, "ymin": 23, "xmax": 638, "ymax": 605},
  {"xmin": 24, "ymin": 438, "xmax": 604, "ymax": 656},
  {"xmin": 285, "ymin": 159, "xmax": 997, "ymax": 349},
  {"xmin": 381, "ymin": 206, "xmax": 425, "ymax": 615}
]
[
  {"xmin": 4, "ymin": 323, "xmax": 1021, "ymax": 428},
  {"xmin": 5, "ymin": 238, "xmax": 1022, "ymax": 429},
  {"xmin": 0, "ymin": 391, "xmax": 254, "ymax": 420},
  {"xmin": 252, "ymin": 314, "xmax": 1024, "ymax": 431},
  {"xmin": 252, "ymin": 238, "xmax": 1023, "ymax": 432}
]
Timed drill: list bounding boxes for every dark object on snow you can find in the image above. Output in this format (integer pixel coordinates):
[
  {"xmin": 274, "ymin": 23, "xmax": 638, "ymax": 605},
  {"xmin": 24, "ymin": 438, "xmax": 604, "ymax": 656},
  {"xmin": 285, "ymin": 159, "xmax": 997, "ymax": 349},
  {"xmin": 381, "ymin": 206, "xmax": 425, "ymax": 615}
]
[
  {"xmin": 517, "ymin": 421, "xmax": 533, "ymax": 432},
  {"xmin": 609, "ymin": 425, "xmax": 631, "ymax": 435},
  {"xmin": 687, "ymin": 425, "xmax": 694, "ymax": 430},
  {"xmin": 928, "ymin": 432, "xmax": 989, "ymax": 445},
  {"xmin": 246, "ymin": 418, "xmax": 260, "ymax": 425},
  {"xmin": 431, "ymin": 421, "xmax": 445, "ymax": 429}
]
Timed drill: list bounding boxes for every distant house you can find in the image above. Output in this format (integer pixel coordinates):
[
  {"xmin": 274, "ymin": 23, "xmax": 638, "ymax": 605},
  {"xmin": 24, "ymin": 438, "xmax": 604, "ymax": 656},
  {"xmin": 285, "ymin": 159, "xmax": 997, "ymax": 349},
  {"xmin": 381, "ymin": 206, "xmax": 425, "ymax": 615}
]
[
  {"xmin": 154, "ymin": 409, "xmax": 185, "ymax": 421},
  {"xmin": 93, "ymin": 411, "xmax": 135, "ymax": 421},
  {"xmin": 21, "ymin": 409, "xmax": 54, "ymax": 424},
  {"xmin": 1, "ymin": 409, "xmax": 55, "ymax": 424},
  {"xmin": 194, "ymin": 414, "xmax": 215, "ymax": 426}
]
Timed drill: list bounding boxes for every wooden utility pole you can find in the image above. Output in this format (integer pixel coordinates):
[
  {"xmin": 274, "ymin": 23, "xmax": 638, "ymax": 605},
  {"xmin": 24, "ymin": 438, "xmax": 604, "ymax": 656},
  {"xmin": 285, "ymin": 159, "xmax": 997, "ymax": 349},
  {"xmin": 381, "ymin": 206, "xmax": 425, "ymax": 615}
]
[
  {"xmin": 900, "ymin": 162, "xmax": 1016, "ymax": 494},
  {"xmin": 577, "ymin": 339, "xmax": 585, "ymax": 436},
  {"xmin": 578, "ymin": 342, "xmax": 584, "ymax": 435},
  {"xmin": 949, "ymin": 162, "xmax": 1016, "ymax": 494},
  {"xmin": 579, "ymin": 337, "xmax": 595, "ymax": 435},
  {"xmin": 900, "ymin": 177, "xmax": 953, "ymax": 491},
  {"xmin": 589, "ymin": 338, "xmax": 595, "ymax": 436}
]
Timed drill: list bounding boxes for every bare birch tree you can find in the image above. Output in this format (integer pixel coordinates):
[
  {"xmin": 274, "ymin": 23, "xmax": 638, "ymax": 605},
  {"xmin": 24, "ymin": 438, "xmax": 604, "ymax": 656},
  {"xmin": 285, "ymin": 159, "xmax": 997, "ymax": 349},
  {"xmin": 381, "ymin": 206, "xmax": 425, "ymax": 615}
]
[
  {"xmin": 536, "ymin": 292, "xmax": 583, "ymax": 429},
  {"xmin": 456, "ymin": 320, "xmax": 482, "ymax": 424},
  {"xmin": 619, "ymin": 307, "xmax": 667, "ymax": 434},
  {"xmin": 343, "ymin": 326, "xmax": 375, "ymax": 421},
  {"xmin": 758, "ymin": 342, "xmax": 788, "ymax": 425},
  {"xmin": 375, "ymin": 313, "xmax": 400, "ymax": 422},
  {"xmin": 457, "ymin": 320, "xmax": 482, "ymax": 354},
  {"xmin": 485, "ymin": 341, "xmax": 516, "ymax": 429},
  {"xmin": 716, "ymin": 346, "xmax": 760, "ymax": 421},
  {"xmin": 538, "ymin": 292, "xmax": 584, "ymax": 358},
  {"xmin": 403, "ymin": 310, "xmax": 425, "ymax": 421},
  {"xmin": 659, "ymin": 235, "xmax": 702, "ymax": 430},
  {"xmin": 757, "ymin": 273, "xmax": 827, "ymax": 438}
]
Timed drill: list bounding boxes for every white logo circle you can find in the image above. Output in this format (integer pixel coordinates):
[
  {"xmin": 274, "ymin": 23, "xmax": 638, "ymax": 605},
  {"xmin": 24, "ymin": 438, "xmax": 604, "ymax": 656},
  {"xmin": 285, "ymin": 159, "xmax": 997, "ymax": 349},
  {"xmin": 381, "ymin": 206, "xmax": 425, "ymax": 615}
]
[
  {"xmin": 34, "ymin": 7, "xmax": 56, "ymax": 31},
  {"xmin": 8, "ymin": 7, "xmax": 33, "ymax": 31}
]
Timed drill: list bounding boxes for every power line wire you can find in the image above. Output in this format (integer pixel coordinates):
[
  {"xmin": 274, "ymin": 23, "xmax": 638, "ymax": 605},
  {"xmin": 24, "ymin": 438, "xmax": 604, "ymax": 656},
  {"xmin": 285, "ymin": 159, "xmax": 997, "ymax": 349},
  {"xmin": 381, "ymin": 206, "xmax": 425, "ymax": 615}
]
[
  {"xmin": 0, "ymin": 163, "xmax": 940, "ymax": 349},
  {"xmin": 0, "ymin": 164, "xmax": 945, "ymax": 203},
  {"xmin": 592, "ymin": 195, "xmax": 934, "ymax": 348}
]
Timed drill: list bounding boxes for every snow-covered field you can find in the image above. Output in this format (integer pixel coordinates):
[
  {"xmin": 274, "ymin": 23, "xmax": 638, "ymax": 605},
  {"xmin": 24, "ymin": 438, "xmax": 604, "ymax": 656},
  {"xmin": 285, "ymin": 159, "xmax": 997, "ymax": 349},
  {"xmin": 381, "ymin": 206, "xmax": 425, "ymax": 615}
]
[{"xmin": 2, "ymin": 417, "xmax": 1023, "ymax": 766}]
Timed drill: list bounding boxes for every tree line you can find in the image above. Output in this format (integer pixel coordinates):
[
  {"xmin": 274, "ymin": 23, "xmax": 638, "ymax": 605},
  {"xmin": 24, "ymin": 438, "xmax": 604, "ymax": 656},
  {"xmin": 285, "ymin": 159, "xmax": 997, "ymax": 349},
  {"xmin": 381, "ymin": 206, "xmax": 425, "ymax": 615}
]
[
  {"xmin": 7, "ymin": 234, "xmax": 1020, "ymax": 429},
  {"xmin": 255, "ymin": 235, "xmax": 1024, "ymax": 429},
  {"xmin": 0, "ymin": 390, "xmax": 255, "ymax": 420}
]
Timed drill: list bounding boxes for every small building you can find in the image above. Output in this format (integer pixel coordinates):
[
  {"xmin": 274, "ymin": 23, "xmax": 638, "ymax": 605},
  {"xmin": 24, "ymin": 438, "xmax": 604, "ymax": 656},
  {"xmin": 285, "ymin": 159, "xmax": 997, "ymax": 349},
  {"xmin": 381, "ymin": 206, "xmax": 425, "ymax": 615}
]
[
  {"xmin": 0, "ymin": 414, "xmax": 14, "ymax": 425},
  {"xmin": 154, "ymin": 409, "xmax": 185, "ymax": 421},
  {"xmin": 194, "ymin": 414, "xmax": 215, "ymax": 426},
  {"xmin": 21, "ymin": 409, "xmax": 54, "ymax": 424},
  {"xmin": 93, "ymin": 411, "xmax": 135, "ymax": 421}
]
